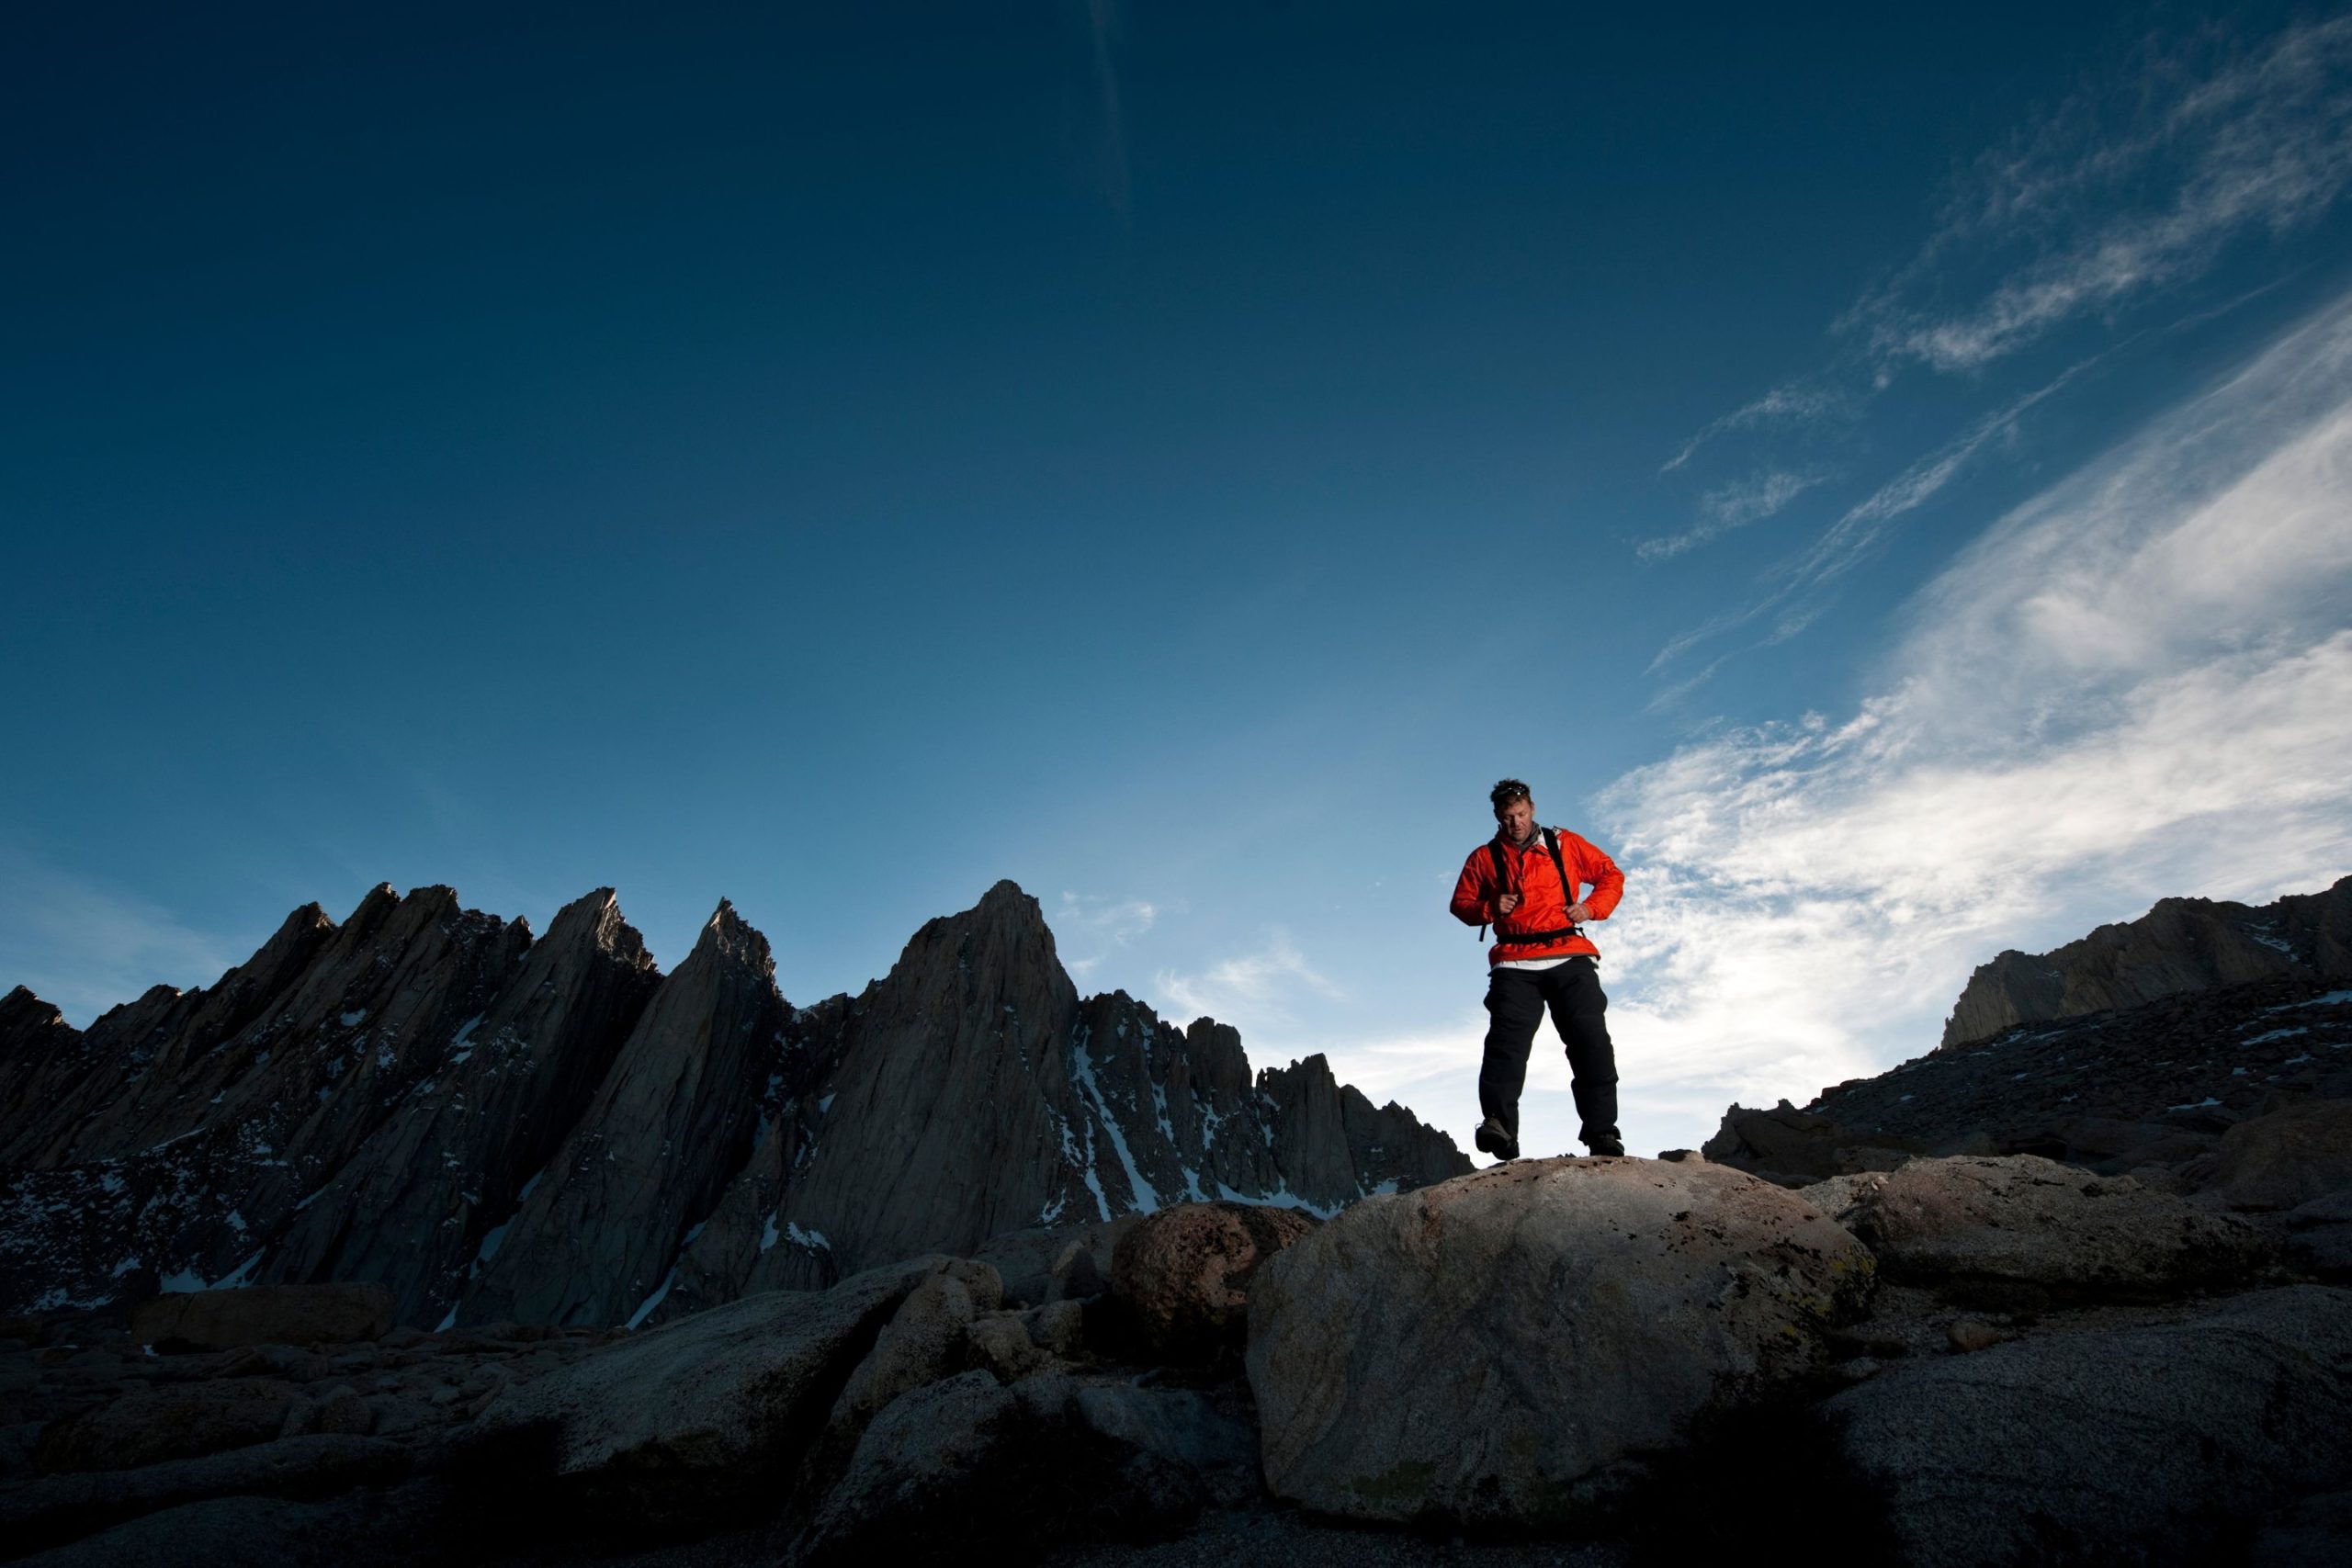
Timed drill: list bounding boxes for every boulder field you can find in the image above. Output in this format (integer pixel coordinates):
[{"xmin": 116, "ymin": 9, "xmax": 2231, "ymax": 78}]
[{"xmin": 9, "ymin": 1139, "xmax": 2348, "ymax": 1566}]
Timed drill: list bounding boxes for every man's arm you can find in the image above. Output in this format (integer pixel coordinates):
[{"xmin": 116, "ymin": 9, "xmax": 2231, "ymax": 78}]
[
  {"xmin": 1563, "ymin": 833, "xmax": 1624, "ymax": 923},
  {"xmin": 1449, "ymin": 851, "xmax": 1500, "ymax": 927}
]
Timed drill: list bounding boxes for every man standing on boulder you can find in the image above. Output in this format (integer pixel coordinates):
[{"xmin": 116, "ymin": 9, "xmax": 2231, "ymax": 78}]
[{"xmin": 1449, "ymin": 778, "xmax": 1626, "ymax": 1161}]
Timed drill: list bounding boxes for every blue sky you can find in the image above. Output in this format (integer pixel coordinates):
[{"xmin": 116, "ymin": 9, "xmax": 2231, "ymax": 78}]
[{"xmin": 6, "ymin": 3, "xmax": 2351, "ymax": 1160}]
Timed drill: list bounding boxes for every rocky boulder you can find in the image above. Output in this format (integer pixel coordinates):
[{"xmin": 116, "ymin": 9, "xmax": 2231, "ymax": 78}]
[
  {"xmin": 1246, "ymin": 1156, "xmax": 1876, "ymax": 1524},
  {"xmin": 1824, "ymin": 1285, "xmax": 2352, "ymax": 1567},
  {"xmin": 465, "ymin": 1255, "xmax": 947, "ymax": 1524},
  {"xmin": 130, "ymin": 1284, "xmax": 395, "ymax": 1352},
  {"xmin": 1110, "ymin": 1201, "xmax": 1317, "ymax": 1361},
  {"xmin": 1833, "ymin": 1155, "xmax": 2272, "ymax": 1300},
  {"xmin": 0, "ymin": 1434, "xmax": 410, "ymax": 1560},
  {"xmin": 789, "ymin": 1370, "xmax": 1231, "ymax": 1566},
  {"xmin": 809, "ymin": 1258, "xmax": 1003, "ymax": 1478},
  {"xmin": 2210, "ymin": 1098, "xmax": 2352, "ymax": 1211},
  {"xmin": 970, "ymin": 1214, "xmax": 1140, "ymax": 1306},
  {"xmin": 32, "ymin": 1379, "xmax": 302, "ymax": 1473}
]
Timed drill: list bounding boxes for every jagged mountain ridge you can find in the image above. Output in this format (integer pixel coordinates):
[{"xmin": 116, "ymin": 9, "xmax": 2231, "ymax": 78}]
[
  {"xmin": 1940, "ymin": 874, "xmax": 2352, "ymax": 1047},
  {"xmin": 0, "ymin": 879, "xmax": 1467, "ymax": 1326}
]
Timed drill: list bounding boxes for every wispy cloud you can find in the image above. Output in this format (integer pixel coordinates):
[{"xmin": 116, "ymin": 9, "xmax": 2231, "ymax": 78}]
[
  {"xmin": 0, "ymin": 851, "xmax": 241, "ymax": 1028},
  {"xmin": 1661, "ymin": 383, "xmax": 1841, "ymax": 472},
  {"xmin": 1849, "ymin": 17, "xmax": 2352, "ymax": 374},
  {"xmin": 1638, "ymin": 469, "xmax": 1827, "ymax": 561},
  {"xmin": 1650, "ymin": 362, "xmax": 2087, "ymax": 673},
  {"xmin": 1598, "ymin": 286, "xmax": 2352, "ymax": 1147},
  {"xmin": 1057, "ymin": 890, "xmax": 1158, "ymax": 944},
  {"xmin": 1153, "ymin": 930, "xmax": 1343, "ymax": 1026}
]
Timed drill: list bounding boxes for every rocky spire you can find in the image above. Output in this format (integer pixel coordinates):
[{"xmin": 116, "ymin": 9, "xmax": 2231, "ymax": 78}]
[
  {"xmin": 457, "ymin": 899, "xmax": 787, "ymax": 1328},
  {"xmin": 264, "ymin": 888, "xmax": 662, "ymax": 1326}
]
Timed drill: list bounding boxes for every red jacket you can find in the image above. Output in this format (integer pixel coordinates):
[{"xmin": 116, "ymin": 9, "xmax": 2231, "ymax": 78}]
[{"xmin": 1450, "ymin": 829, "xmax": 1624, "ymax": 965}]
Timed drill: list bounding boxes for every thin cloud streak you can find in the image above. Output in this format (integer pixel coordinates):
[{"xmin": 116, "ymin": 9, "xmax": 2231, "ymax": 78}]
[
  {"xmin": 1661, "ymin": 383, "xmax": 1840, "ymax": 472},
  {"xmin": 1649, "ymin": 362, "xmax": 2088, "ymax": 671},
  {"xmin": 1638, "ymin": 469, "xmax": 1827, "ymax": 562},
  {"xmin": 1085, "ymin": 0, "xmax": 1133, "ymax": 221}
]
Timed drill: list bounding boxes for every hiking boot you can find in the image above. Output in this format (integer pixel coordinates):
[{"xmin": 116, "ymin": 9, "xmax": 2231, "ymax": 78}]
[
  {"xmin": 1474, "ymin": 1117, "xmax": 1520, "ymax": 1162},
  {"xmin": 1586, "ymin": 1134, "xmax": 1626, "ymax": 1157}
]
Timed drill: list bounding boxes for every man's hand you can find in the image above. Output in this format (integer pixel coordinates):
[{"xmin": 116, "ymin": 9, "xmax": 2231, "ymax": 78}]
[
  {"xmin": 1566, "ymin": 902, "xmax": 1592, "ymax": 923},
  {"xmin": 1495, "ymin": 892, "xmax": 1521, "ymax": 916}
]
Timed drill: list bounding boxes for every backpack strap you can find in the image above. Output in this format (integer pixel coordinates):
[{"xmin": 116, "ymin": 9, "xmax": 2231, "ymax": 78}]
[
  {"xmin": 1543, "ymin": 828, "xmax": 1576, "ymax": 920},
  {"xmin": 1478, "ymin": 840, "xmax": 1509, "ymax": 942}
]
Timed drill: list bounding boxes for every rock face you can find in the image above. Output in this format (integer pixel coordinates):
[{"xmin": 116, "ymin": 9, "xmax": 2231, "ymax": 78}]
[
  {"xmin": 1246, "ymin": 1156, "xmax": 1875, "ymax": 1524},
  {"xmin": 1826, "ymin": 1285, "xmax": 2352, "ymax": 1568},
  {"xmin": 1940, "ymin": 875, "xmax": 2352, "ymax": 1047},
  {"xmin": 2, "ymin": 879, "xmax": 1464, "ymax": 1327}
]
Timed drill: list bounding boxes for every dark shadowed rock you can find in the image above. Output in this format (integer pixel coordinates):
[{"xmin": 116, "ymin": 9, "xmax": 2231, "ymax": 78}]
[
  {"xmin": 2211, "ymin": 1097, "xmax": 2352, "ymax": 1211},
  {"xmin": 1835, "ymin": 1154, "xmax": 2272, "ymax": 1297},
  {"xmin": 466, "ymin": 1255, "xmax": 947, "ymax": 1521},
  {"xmin": 33, "ymin": 1377, "xmax": 302, "ymax": 1472},
  {"xmin": 819, "ymin": 1258, "xmax": 1003, "ymax": 1458},
  {"xmin": 1940, "ymin": 875, "xmax": 2352, "ymax": 1047},
  {"xmin": 1110, "ymin": 1201, "xmax": 1317, "ymax": 1361},
  {"xmin": 1825, "ymin": 1285, "xmax": 2352, "ymax": 1568},
  {"xmin": 130, "ymin": 1282, "xmax": 394, "ymax": 1350},
  {"xmin": 791, "ymin": 1370, "xmax": 1204, "ymax": 1567},
  {"xmin": 0, "ymin": 1434, "xmax": 410, "ymax": 1560},
  {"xmin": 2286, "ymin": 1189, "xmax": 2352, "ymax": 1278},
  {"xmin": 971, "ymin": 1213, "xmax": 1142, "ymax": 1306},
  {"xmin": 1247, "ymin": 1156, "xmax": 1875, "ymax": 1524}
]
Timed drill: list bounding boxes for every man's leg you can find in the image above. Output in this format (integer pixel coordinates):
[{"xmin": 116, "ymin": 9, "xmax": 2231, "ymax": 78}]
[
  {"xmin": 1544, "ymin": 958, "xmax": 1620, "ymax": 1150},
  {"xmin": 1478, "ymin": 968, "xmax": 1546, "ymax": 1144}
]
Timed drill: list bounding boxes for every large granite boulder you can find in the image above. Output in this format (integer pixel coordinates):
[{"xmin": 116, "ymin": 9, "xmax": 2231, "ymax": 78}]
[
  {"xmin": 970, "ymin": 1214, "xmax": 1141, "ymax": 1305},
  {"xmin": 1834, "ymin": 1155, "xmax": 2271, "ymax": 1298},
  {"xmin": 466, "ymin": 1255, "xmax": 947, "ymax": 1521},
  {"xmin": 790, "ymin": 1370, "xmax": 1217, "ymax": 1566},
  {"xmin": 130, "ymin": 1284, "xmax": 395, "ymax": 1352},
  {"xmin": 0, "ymin": 1434, "xmax": 410, "ymax": 1560},
  {"xmin": 808, "ymin": 1258, "xmax": 1003, "ymax": 1480},
  {"xmin": 2211, "ymin": 1098, "xmax": 2352, "ymax": 1211},
  {"xmin": 2288, "ymin": 1190, "xmax": 2352, "ymax": 1278},
  {"xmin": 1246, "ymin": 1156, "xmax": 1876, "ymax": 1524},
  {"xmin": 33, "ymin": 1378, "xmax": 303, "ymax": 1473},
  {"xmin": 1110, "ymin": 1201, "xmax": 1317, "ymax": 1361},
  {"xmin": 1824, "ymin": 1285, "xmax": 2352, "ymax": 1567}
]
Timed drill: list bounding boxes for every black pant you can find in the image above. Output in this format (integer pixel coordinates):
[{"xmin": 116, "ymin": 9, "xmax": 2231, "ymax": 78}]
[{"xmin": 1479, "ymin": 958, "xmax": 1618, "ymax": 1148}]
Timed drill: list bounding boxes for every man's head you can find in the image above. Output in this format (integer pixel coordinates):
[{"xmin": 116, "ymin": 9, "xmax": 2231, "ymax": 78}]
[{"xmin": 1490, "ymin": 778, "xmax": 1535, "ymax": 844}]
